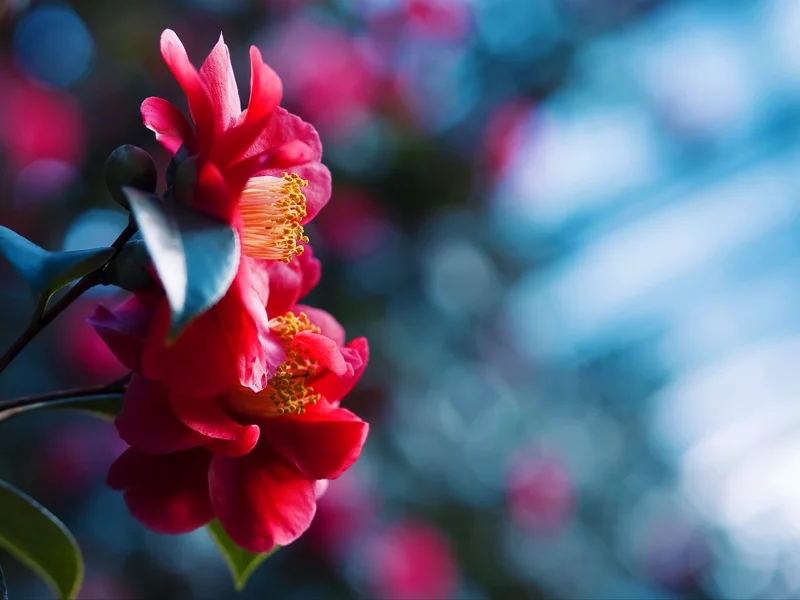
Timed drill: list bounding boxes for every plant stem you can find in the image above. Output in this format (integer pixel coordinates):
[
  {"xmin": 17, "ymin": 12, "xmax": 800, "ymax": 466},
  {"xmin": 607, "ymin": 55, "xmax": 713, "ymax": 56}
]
[
  {"xmin": 0, "ymin": 375, "xmax": 130, "ymax": 422},
  {"xmin": 0, "ymin": 218, "xmax": 138, "ymax": 377}
]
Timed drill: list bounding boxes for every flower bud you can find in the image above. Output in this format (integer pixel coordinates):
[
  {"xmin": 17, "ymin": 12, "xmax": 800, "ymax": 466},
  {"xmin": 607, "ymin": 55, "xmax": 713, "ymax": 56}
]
[
  {"xmin": 105, "ymin": 145, "xmax": 157, "ymax": 209},
  {"xmin": 102, "ymin": 239, "xmax": 154, "ymax": 291}
]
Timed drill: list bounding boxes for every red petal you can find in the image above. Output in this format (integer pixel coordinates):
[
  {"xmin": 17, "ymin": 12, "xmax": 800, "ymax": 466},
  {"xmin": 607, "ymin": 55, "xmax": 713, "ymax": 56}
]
[
  {"xmin": 294, "ymin": 331, "xmax": 350, "ymax": 377},
  {"xmin": 212, "ymin": 48, "xmax": 283, "ymax": 167},
  {"xmin": 198, "ymin": 34, "xmax": 241, "ymax": 132},
  {"xmin": 160, "ymin": 30, "xmax": 215, "ymax": 153},
  {"xmin": 183, "ymin": 159, "xmax": 236, "ymax": 222},
  {"xmin": 242, "ymin": 107, "xmax": 330, "ymax": 222},
  {"xmin": 142, "ymin": 264, "xmax": 284, "ymax": 397},
  {"xmin": 170, "ymin": 392, "xmax": 259, "ymax": 457},
  {"xmin": 116, "ymin": 375, "xmax": 207, "ymax": 454},
  {"xmin": 261, "ymin": 401, "xmax": 368, "ymax": 480},
  {"xmin": 141, "ymin": 97, "xmax": 197, "ymax": 154},
  {"xmin": 108, "ymin": 448, "xmax": 213, "ymax": 534},
  {"xmin": 311, "ymin": 337, "xmax": 369, "ymax": 405},
  {"xmin": 209, "ymin": 449, "xmax": 316, "ymax": 552},
  {"xmin": 245, "ymin": 47, "xmax": 283, "ymax": 125},
  {"xmin": 88, "ymin": 292, "xmax": 158, "ymax": 373},
  {"xmin": 264, "ymin": 246, "xmax": 320, "ymax": 317},
  {"xmin": 296, "ymin": 305, "xmax": 345, "ymax": 347}
]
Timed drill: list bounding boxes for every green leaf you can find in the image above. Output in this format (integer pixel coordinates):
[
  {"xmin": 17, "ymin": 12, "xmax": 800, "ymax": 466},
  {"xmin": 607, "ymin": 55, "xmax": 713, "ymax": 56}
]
[
  {"xmin": 0, "ymin": 226, "xmax": 114, "ymax": 296},
  {"xmin": 206, "ymin": 520, "xmax": 277, "ymax": 591},
  {"xmin": 0, "ymin": 480, "xmax": 83, "ymax": 600},
  {"xmin": 124, "ymin": 188, "xmax": 239, "ymax": 340}
]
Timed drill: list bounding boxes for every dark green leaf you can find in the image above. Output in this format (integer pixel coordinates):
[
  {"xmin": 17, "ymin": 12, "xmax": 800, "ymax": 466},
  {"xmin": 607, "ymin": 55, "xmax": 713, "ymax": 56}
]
[
  {"xmin": 0, "ymin": 392, "xmax": 124, "ymax": 424},
  {"xmin": 47, "ymin": 393, "xmax": 123, "ymax": 421},
  {"xmin": 0, "ymin": 559, "xmax": 8, "ymax": 600},
  {"xmin": 206, "ymin": 520, "xmax": 277, "ymax": 591},
  {"xmin": 124, "ymin": 188, "xmax": 239, "ymax": 340},
  {"xmin": 0, "ymin": 226, "xmax": 114, "ymax": 296},
  {"xmin": 0, "ymin": 481, "xmax": 83, "ymax": 600},
  {"xmin": 41, "ymin": 248, "xmax": 114, "ymax": 294}
]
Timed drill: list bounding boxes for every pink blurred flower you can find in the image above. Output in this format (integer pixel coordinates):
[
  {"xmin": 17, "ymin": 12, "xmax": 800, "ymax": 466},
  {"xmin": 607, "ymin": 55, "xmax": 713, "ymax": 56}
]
[
  {"xmin": 58, "ymin": 298, "xmax": 130, "ymax": 382},
  {"xmin": 483, "ymin": 100, "xmax": 532, "ymax": 180},
  {"xmin": 507, "ymin": 450, "xmax": 573, "ymax": 534},
  {"xmin": 38, "ymin": 422, "xmax": 126, "ymax": 499},
  {"xmin": 366, "ymin": 520, "xmax": 458, "ymax": 600},
  {"xmin": 635, "ymin": 513, "xmax": 711, "ymax": 591},
  {"xmin": 315, "ymin": 190, "xmax": 391, "ymax": 261},
  {"xmin": 265, "ymin": 19, "xmax": 380, "ymax": 139},
  {"xmin": 306, "ymin": 470, "xmax": 377, "ymax": 557},
  {"xmin": 0, "ymin": 67, "xmax": 85, "ymax": 170}
]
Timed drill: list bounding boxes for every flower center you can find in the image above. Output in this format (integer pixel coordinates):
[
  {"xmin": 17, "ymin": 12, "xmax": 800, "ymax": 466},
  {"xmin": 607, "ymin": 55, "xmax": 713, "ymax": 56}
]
[
  {"xmin": 227, "ymin": 312, "xmax": 322, "ymax": 417},
  {"xmin": 239, "ymin": 172, "xmax": 310, "ymax": 263}
]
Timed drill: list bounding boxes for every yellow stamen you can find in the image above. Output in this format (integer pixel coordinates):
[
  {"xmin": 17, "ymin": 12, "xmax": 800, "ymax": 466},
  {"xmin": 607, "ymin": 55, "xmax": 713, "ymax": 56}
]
[
  {"xmin": 227, "ymin": 312, "xmax": 322, "ymax": 417},
  {"xmin": 239, "ymin": 172, "xmax": 310, "ymax": 263}
]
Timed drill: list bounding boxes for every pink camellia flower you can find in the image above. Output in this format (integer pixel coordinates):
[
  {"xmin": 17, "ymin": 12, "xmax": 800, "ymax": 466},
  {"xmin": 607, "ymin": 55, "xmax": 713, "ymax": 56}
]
[
  {"xmin": 483, "ymin": 100, "xmax": 531, "ymax": 181},
  {"xmin": 132, "ymin": 29, "xmax": 331, "ymax": 397},
  {"xmin": 365, "ymin": 520, "xmax": 458, "ymax": 600},
  {"xmin": 95, "ymin": 248, "xmax": 369, "ymax": 552},
  {"xmin": 266, "ymin": 19, "xmax": 379, "ymax": 139},
  {"xmin": 306, "ymin": 470, "xmax": 377, "ymax": 557},
  {"xmin": 507, "ymin": 450, "xmax": 573, "ymax": 534},
  {"xmin": 0, "ymin": 67, "xmax": 85, "ymax": 169}
]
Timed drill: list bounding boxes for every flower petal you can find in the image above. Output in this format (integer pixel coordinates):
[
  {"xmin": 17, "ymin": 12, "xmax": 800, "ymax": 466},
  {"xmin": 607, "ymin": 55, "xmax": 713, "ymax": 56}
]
[
  {"xmin": 108, "ymin": 447, "xmax": 214, "ymax": 534},
  {"xmin": 142, "ymin": 262, "xmax": 284, "ymax": 397},
  {"xmin": 212, "ymin": 48, "xmax": 283, "ymax": 167},
  {"xmin": 241, "ymin": 107, "xmax": 330, "ymax": 222},
  {"xmin": 209, "ymin": 449, "xmax": 316, "ymax": 552},
  {"xmin": 294, "ymin": 331, "xmax": 350, "ymax": 377},
  {"xmin": 296, "ymin": 304, "xmax": 345, "ymax": 347},
  {"xmin": 116, "ymin": 375, "xmax": 207, "ymax": 454},
  {"xmin": 311, "ymin": 337, "xmax": 369, "ymax": 405},
  {"xmin": 264, "ymin": 245, "xmax": 320, "ymax": 317},
  {"xmin": 160, "ymin": 29, "xmax": 215, "ymax": 153},
  {"xmin": 170, "ymin": 392, "xmax": 260, "ymax": 457},
  {"xmin": 198, "ymin": 34, "xmax": 242, "ymax": 132},
  {"xmin": 141, "ymin": 97, "xmax": 197, "ymax": 154},
  {"xmin": 88, "ymin": 292, "xmax": 158, "ymax": 373},
  {"xmin": 245, "ymin": 46, "xmax": 283, "ymax": 125},
  {"xmin": 261, "ymin": 401, "xmax": 368, "ymax": 480}
]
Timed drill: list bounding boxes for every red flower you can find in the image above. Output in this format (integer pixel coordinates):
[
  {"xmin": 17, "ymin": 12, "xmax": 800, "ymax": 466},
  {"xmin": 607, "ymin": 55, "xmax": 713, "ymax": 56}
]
[
  {"xmin": 134, "ymin": 30, "xmax": 331, "ymax": 397},
  {"xmin": 99, "ymin": 251, "xmax": 369, "ymax": 552}
]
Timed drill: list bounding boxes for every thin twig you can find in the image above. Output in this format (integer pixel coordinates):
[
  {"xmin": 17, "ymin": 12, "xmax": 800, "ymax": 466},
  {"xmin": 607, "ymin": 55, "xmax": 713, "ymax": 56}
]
[
  {"xmin": 0, "ymin": 218, "xmax": 138, "ymax": 377},
  {"xmin": 0, "ymin": 375, "xmax": 130, "ymax": 422}
]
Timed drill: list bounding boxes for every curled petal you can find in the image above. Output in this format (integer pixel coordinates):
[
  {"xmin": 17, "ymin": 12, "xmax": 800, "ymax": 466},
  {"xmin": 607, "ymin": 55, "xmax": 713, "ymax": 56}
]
[
  {"xmin": 294, "ymin": 331, "xmax": 350, "ymax": 377},
  {"xmin": 160, "ymin": 29, "xmax": 215, "ymax": 153},
  {"xmin": 245, "ymin": 46, "xmax": 282, "ymax": 125},
  {"xmin": 170, "ymin": 392, "xmax": 260, "ymax": 457},
  {"xmin": 199, "ymin": 34, "xmax": 242, "ymax": 131},
  {"xmin": 209, "ymin": 449, "xmax": 316, "ymax": 552},
  {"xmin": 141, "ymin": 97, "xmax": 197, "ymax": 154},
  {"xmin": 260, "ymin": 401, "xmax": 368, "ymax": 480},
  {"xmin": 108, "ymin": 448, "xmax": 214, "ymax": 534},
  {"xmin": 88, "ymin": 292, "xmax": 158, "ymax": 373},
  {"xmin": 296, "ymin": 305, "xmax": 345, "ymax": 347},
  {"xmin": 264, "ymin": 246, "xmax": 320, "ymax": 317},
  {"xmin": 116, "ymin": 375, "xmax": 207, "ymax": 454},
  {"xmin": 213, "ymin": 48, "xmax": 283, "ymax": 167},
  {"xmin": 311, "ymin": 337, "xmax": 369, "ymax": 406}
]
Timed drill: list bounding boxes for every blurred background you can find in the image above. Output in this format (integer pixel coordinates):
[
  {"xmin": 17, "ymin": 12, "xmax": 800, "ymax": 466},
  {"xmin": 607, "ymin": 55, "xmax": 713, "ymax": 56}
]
[{"xmin": 1, "ymin": 0, "xmax": 799, "ymax": 598}]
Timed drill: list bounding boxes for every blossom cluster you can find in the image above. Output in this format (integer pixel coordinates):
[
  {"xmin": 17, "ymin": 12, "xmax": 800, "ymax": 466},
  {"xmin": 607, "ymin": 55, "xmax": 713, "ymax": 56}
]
[{"xmin": 90, "ymin": 31, "xmax": 369, "ymax": 553}]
